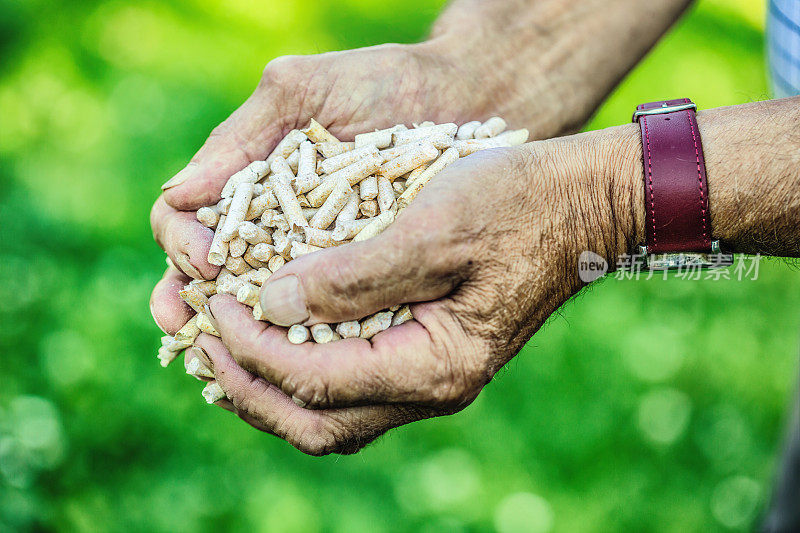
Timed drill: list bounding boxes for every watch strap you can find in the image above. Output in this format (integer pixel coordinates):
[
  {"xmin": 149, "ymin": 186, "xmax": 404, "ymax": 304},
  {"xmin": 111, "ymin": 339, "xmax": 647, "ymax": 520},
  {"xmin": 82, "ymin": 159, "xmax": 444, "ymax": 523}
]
[{"xmin": 634, "ymin": 98, "xmax": 713, "ymax": 254}]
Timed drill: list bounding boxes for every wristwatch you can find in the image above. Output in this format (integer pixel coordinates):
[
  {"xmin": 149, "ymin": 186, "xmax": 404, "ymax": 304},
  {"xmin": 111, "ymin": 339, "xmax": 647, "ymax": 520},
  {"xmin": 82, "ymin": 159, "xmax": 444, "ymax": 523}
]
[{"xmin": 632, "ymin": 98, "xmax": 730, "ymax": 269}]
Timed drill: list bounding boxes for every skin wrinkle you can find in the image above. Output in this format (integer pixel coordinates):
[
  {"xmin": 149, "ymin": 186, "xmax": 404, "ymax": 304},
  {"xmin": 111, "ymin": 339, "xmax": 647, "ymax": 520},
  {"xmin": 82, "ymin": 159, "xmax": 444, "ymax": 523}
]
[{"xmin": 149, "ymin": 0, "xmax": 800, "ymax": 454}]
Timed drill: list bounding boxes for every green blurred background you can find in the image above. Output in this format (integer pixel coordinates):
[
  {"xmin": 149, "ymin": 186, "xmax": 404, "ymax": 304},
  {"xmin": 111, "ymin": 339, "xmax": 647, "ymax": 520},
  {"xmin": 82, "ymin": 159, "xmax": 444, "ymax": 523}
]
[{"xmin": 0, "ymin": 0, "xmax": 793, "ymax": 531}]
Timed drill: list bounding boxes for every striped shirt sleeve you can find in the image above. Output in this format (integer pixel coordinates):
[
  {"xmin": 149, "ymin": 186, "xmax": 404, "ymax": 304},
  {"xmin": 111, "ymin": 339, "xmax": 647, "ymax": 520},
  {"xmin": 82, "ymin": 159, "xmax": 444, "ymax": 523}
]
[{"xmin": 768, "ymin": 0, "xmax": 800, "ymax": 97}]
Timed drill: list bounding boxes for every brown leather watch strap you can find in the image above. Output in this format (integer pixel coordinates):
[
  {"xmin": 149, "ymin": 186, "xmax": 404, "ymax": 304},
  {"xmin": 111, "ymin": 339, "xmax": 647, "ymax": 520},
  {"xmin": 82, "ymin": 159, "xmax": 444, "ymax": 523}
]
[{"xmin": 633, "ymin": 98, "xmax": 713, "ymax": 254}]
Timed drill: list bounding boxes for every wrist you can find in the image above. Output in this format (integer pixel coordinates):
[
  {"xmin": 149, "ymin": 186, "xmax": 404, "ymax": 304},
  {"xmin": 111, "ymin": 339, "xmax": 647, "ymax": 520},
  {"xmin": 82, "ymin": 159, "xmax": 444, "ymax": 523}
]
[{"xmin": 534, "ymin": 124, "xmax": 645, "ymax": 272}]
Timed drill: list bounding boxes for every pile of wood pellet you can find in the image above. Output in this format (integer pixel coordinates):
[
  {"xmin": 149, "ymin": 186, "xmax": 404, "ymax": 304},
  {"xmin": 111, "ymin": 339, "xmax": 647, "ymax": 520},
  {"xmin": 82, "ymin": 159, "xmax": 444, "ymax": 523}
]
[{"xmin": 156, "ymin": 118, "xmax": 527, "ymax": 402}]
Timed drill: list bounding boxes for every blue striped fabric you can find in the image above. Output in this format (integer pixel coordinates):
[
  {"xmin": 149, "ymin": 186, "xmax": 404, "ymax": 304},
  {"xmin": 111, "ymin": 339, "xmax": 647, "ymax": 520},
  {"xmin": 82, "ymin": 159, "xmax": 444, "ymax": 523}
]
[{"xmin": 768, "ymin": 0, "xmax": 800, "ymax": 96}]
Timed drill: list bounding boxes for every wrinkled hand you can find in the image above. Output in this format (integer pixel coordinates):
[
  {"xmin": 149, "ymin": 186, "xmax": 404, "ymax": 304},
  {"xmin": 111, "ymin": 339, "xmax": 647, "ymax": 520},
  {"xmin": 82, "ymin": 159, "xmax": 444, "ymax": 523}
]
[
  {"xmin": 150, "ymin": 42, "xmax": 493, "ymax": 330},
  {"xmin": 182, "ymin": 128, "xmax": 641, "ymax": 455}
]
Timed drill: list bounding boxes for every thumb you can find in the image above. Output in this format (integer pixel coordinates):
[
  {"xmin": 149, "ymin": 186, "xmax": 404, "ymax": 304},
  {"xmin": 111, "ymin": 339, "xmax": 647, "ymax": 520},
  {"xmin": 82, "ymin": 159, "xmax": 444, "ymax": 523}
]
[
  {"xmin": 258, "ymin": 225, "xmax": 463, "ymax": 326},
  {"xmin": 161, "ymin": 91, "xmax": 281, "ymax": 210}
]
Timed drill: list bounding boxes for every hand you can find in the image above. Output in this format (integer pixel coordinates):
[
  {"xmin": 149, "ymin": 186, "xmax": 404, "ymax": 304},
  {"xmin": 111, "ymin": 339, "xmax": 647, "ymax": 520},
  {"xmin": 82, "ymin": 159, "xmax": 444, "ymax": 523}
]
[
  {"xmin": 191, "ymin": 126, "xmax": 643, "ymax": 455},
  {"xmin": 150, "ymin": 41, "xmax": 518, "ymax": 331}
]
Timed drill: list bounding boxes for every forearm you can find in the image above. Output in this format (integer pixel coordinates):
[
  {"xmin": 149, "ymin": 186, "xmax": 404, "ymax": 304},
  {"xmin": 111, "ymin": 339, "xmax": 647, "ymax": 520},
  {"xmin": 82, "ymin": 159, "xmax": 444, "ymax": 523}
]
[
  {"xmin": 427, "ymin": 0, "xmax": 692, "ymax": 137},
  {"xmin": 603, "ymin": 96, "xmax": 800, "ymax": 258}
]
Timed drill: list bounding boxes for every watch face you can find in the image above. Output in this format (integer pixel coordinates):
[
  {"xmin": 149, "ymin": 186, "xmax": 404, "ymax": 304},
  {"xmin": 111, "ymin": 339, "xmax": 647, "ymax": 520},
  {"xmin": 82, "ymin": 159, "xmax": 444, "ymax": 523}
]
[{"xmin": 644, "ymin": 251, "xmax": 733, "ymax": 271}]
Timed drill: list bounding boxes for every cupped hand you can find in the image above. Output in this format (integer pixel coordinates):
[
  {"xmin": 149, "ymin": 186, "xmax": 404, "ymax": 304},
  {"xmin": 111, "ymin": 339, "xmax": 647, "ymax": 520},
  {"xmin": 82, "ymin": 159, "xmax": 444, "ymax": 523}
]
[
  {"xmin": 186, "ymin": 127, "xmax": 642, "ymax": 455},
  {"xmin": 150, "ymin": 41, "xmax": 501, "ymax": 326}
]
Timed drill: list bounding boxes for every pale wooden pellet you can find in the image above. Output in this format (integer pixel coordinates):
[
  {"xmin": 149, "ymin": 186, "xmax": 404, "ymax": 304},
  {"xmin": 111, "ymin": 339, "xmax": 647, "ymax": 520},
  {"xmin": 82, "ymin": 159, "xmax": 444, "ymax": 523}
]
[
  {"xmin": 266, "ymin": 129, "xmax": 306, "ymax": 168},
  {"xmin": 392, "ymin": 179, "xmax": 405, "ymax": 194},
  {"xmin": 456, "ymin": 120, "xmax": 481, "ymax": 140},
  {"xmin": 392, "ymin": 305, "xmax": 413, "ymax": 326},
  {"xmin": 495, "ymin": 128, "xmax": 529, "ymax": 145},
  {"xmin": 245, "ymin": 191, "xmax": 279, "ymax": 220},
  {"xmin": 398, "ymin": 147, "xmax": 460, "ymax": 207},
  {"xmin": 355, "ymin": 124, "xmax": 406, "ymax": 149},
  {"xmin": 221, "ymin": 160, "xmax": 269, "ymax": 199},
  {"xmin": 306, "ymin": 153, "xmax": 382, "ymax": 207},
  {"xmin": 310, "ymin": 323, "xmax": 335, "ymax": 344},
  {"xmin": 242, "ymin": 246, "xmax": 267, "ymax": 269},
  {"xmin": 175, "ymin": 315, "xmax": 200, "ymax": 348},
  {"xmin": 268, "ymin": 255, "xmax": 286, "ymax": 273},
  {"xmin": 336, "ymin": 321, "xmax": 361, "ymax": 338},
  {"xmin": 270, "ymin": 213, "xmax": 290, "ymax": 232},
  {"xmin": 359, "ymin": 200, "xmax": 378, "ymax": 218},
  {"xmin": 242, "ymin": 268, "xmax": 271, "ymax": 286},
  {"xmin": 293, "ymin": 172, "xmax": 323, "ymax": 195},
  {"xmin": 377, "ymin": 176, "xmax": 395, "ymax": 213},
  {"xmin": 216, "ymin": 274, "xmax": 247, "ymax": 297},
  {"xmin": 270, "ymin": 155, "xmax": 294, "ymax": 177},
  {"xmin": 229, "ymin": 236, "xmax": 247, "ymax": 258},
  {"xmin": 285, "ymin": 149, "xmax": 300, "ymax": 173},
  {"xmin": 236, "ymin": 283, "xmax": 261, "ymax": 307},
  {"xmin": 186, "ymin": 357, "xmax": 215, "ymax": 380},
  {"xmin": 302, "ymin": 118, "xmax": 339, "ymax": 144},
  {"xmin": 335, "ymin": 189, "xmax": 360, "ymax": 226},
  {"xmin": 290, "ymin": 241, "xmax": 322, "ymax": 259},
  {"xmin": 218, "ymin": 182, "xmax": 254, "ymax": 242},
  {"xmin": 404, "ymin": 163, "xmax": 429, "ymax": 190},
  {"xmin": 317, "ymin": 141, "xmax": 354, "ymax": 158},
  {"xmin": 196, "ymin": 207, "xmax": 219, "ymax": 228},
  {"xmin": 238, "ymin": 221, "xmax": 272, "ymax": 245},
  {"xmin": 301, "ymin": 207, "xmax": 320, "ymax": 220},
  {"xmin": 359, "ymin": 175, "xmax": 378, "ymax": 200},
  {"xmin": 474, "ymin": 117, "xmax": 507, "ymax": 139},
  {"xmin": 270, "ymin": 172, "xmax": 308, "ymax": 228},
  {"xmin": 393, "ymin": 123, "xmax": 456, "ymax": 146},
  {"xmin": 216, "ymin": 197, "xmax": 232, "ymax": 215},
  {"xmin": 225, "ymin": 255, "xmax": 250, "ymax": 276},
  {"xmin": 360, "ymin": 311, "xmax": 393, "ymax": 339},
  {"xmin": 190, "ymin": 280, "xmax": 216, "ymax": 297},
  {"xmin": 164, "ymin": 335, "xmax": 191, "ymax": 351},
  {"xmin": 303, "ymin": 226, "xmax": 340, "ymax": 248},
  {"xmin": 332, "ymin": 218, "xmax": 373, "ymax": 241},
  {"xmin": 417, "ymin": 131, "xmax": 455, "ymax": 150},
  {"xmin": 196, "ymin": 312, "xmax": 220, "ymax": 337},
  {"xmin": 309, "ymin": 178, "xmax": 352, "ymax": 229},
  {"xmin": 251, "ymin": 243, "xmax": 275, "ymax": 262},
  {"xmin": 158, "ymin": 346, "xmax": 180, "ymax": 367},
  {"xmin": 287, "ymin": 324, "xmax": 310, "ymax": 344},
  {"xmin": 179, "ymin": 284, "xmax": 209, "ymax": 314},
  {"xmin": 252, "ymin": 302, "xmax": 267, "ymax": 321},
  {"xmin": 319, "ymin": 144, "xmax": 379, "ymax": 175},
  {"xmin": 379, "ymin": 141, "xmax": 438, "ymax": 180},
  {"xmin": 208, "ymin": 215, "xmax": 229, "ymax": 266},
  {"xmin": 202, "ymin": 382, "xmax": 226, "ymax": 404},
  {"xmin": 353, "ymin": 210, "xmax": 394, "ymax": 242},
  {"xmin": 451, "ymin": 131, "xmax": 528, "ymax": 157}
]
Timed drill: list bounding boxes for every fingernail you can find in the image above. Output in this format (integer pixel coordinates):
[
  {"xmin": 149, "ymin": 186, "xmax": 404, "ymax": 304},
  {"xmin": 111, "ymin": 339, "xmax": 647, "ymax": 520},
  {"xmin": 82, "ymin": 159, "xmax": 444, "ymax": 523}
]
[
  {"xmin": 150, "ymin": 301, "xmax": 166, "ymax": 334},
  {"xmin": 161, "ymin": 165, "xmax": 195, "ymax": 190},
  {"xmin": 292, "ymin": 395, "xmax": 307, "ymax": 408},
  {"xmin": 260, "ymin": 275, "xmax": 308, "ymax": 326}
]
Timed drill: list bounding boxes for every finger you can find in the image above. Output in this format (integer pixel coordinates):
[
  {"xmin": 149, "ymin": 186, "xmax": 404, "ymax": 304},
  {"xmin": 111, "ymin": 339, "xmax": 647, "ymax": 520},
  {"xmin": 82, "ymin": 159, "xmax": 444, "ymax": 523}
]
[
  {"xmin": 161, "ymin": 91, "xmax": 281, "ymax": 211},
  {"xmin": 210, "ymin": 294, "xmax": 484, "ymax": 410},
  {"xmin": 258, "ymin": 208, "xmax": 465, "ymax": 326},
  {"xmin": 150, "ymin": 196, "xmax": 219, "ymax": 280},
  {"xmin": 150, "ymin": 267, "xmax": 193, "ymax": 335},
  {"xmin": 196, "ymin": 334, "xmax": 433, "ymax": 455}
]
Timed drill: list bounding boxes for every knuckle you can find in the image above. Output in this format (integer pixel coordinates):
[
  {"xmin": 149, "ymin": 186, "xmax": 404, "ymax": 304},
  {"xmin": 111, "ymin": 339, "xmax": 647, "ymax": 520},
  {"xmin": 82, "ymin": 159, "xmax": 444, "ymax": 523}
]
[
  {"xmin": 260, "ymin": 55, "xmax": 304, "ymax": 88},
  {"xmin": 289, "ymin": 370, "xmax": 331, "ymax": 410},
  {"xmin": 289, "ymin": 421, "xmax": 338, "ymax": 457},
  {"xmin": 425, "ymin": 347, "xmax": 484, "ymax": 411}
]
